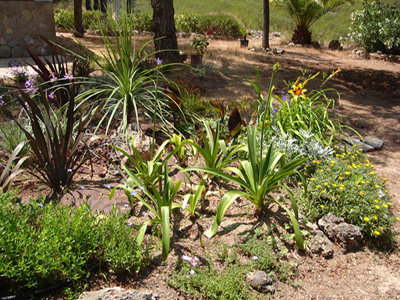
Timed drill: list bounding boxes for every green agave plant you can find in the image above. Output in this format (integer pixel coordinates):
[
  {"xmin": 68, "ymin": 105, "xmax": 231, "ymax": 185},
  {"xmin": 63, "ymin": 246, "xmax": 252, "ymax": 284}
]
[{"xmin": 110, "ymin": 162, "xmax": 181, "ymax": 261}]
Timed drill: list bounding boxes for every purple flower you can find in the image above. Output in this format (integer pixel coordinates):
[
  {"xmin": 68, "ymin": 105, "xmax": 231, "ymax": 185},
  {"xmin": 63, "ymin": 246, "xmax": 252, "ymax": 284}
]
[
  {"xmin": 79, "ymin": 185, "xmax": 85, "ymax": 190},
  {"xmin": 64, "ymin": 73, "xmax": 73, "ymax": 80},
  {"xmin": 186, "ymin": 275, "xmax": 190, "ymax": 279},
  {"xmin": 155, "ymin": 58, "xmax": 162, "ymax": 65},
  {"xmin": 124, "ymin": 204, "xmax": 129, "ymax": 208},
  {"xmin": 104, "ymin": 184, "xmax": 112, "ymax": 189},
  {"xmin": 130, "ymin": 191, "xmax": 137, "ymax": 196},
  {"xmin": 190, "ymin": 256, "xmax": 199, "ymax": 267},
  {"xmin": 126, "ymin": 183, "xmax": 130, "ymax": 188},
  {"xmin": 189, "ymin": 270, "xmax": 195, "ymax": 275},
  {"xmin": 252, "ymin": 256, "xmax": 258, "ymax": 261},
  {"xmin": 282, "ymin": 95, "xmax": 287, "ymax": 101},
  {"xmin": 29, "ymin": 39, "xmax": 34, "ymax": 45},
  {"xmin": 48, "ymin": 92, "xmax": 55, "ymax": 99},
  {"xmin": 38, "ymin": 203, "xmax": 43, "ymax": 208},
  {"xmin": 67, "ymin": 168, "xmax": 73, "ymax": 172},
  {"xmin": 288, "ymin": 100, "xmax": 292, "ymax": 107},
  {"xmin": 182, "ymin": 255, "xmax": 191, "ymax": 262},
  {"xmin": 40, "ymin": 48, "xmax": 46, "ymax": 54},
  {"xmin": 126, "ymin": 221, "xmax": 133, "ymax": 227},
  {"xmin": 141, "ymin": 211, "xmax": 147, "ymax": 216},
  {"xmin": 280, "ymin": 90, "xmax": 285, "ymax": 94},
  {"xmin": 25, "ymin": 79, "xmax": 35, "ymax": 90},
  {"xmin": 140, "ymin": 186, "xmax": 145, "ymax": 191},
  {"xmin": 50, "ymin": 75, "xmax": 57, "ymax": 83},
  {"xmin": 0, "ymin": 97, "xmax": 4, "ymax": 106}
]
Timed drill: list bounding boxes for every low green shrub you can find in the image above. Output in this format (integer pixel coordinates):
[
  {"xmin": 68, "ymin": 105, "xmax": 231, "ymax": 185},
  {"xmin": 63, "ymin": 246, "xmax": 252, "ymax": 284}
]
[
  {"xmin": 196, "ymin": 14, "xmax": 242, "ymax": 38},
  {"xmin": 131, "ymin": 13, "xmax": 152, "ymax": 31},
  {"xmin": 175, "ymin": 13, "xmax": 200, "ymax": 33},
  {"xmin": 0, "ymin": 193, "xmax": 146, "ymax": 295},
  {"xmin": 297, "ymin": 147, "xmax": 397, "ymax": 242},
  {"xmin": 348, "ymin": 0, "xmax": 400, "ymax": 54},
  {"xmin": 54, "ymin": 9, "xmax": 104, "ymax": 30}
]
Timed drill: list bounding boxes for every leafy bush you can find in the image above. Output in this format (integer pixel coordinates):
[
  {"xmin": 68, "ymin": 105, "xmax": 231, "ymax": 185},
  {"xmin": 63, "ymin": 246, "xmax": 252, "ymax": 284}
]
[
  {"xmin": 131, "ymin": 13, "xmax": 152, "ymax": 31},
  {"xmin": 297, "ymin": 147, "xmax": 396, "ymax": 241},
  {"xmin": 55, "ymin": 9, "xmax": 104, "ymax": 30},
  {"xmin": 196, "ymin": 14, "xmax": 242, "ymax": 38},
  {"xmin": 175, "ymin": 13, "xmax": 200, "ymax": 33},
  {"xmin": 0, "ymin": 193, "xmax": 146, "ymax": 295},
  {"xmin": 348, "ymin": 0, "xmax": 400, "ymax": 54}
]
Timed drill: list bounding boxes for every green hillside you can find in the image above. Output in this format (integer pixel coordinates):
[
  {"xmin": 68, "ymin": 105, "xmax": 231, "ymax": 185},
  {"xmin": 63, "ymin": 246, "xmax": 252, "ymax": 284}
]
[{"xmin": 133, "ymin": 0, "xmax": 397, "ymax": 43}]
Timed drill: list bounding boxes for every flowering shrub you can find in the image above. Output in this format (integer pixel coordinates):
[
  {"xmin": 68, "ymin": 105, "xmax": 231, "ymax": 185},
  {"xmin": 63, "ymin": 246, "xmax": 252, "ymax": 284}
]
[
  {"xmin": 297, "ymin": 147, "xmax": 396, "ymax": 241},
  {"xmin": 348, "ymin": 0, "xmax": 400, "ymax": 54}
]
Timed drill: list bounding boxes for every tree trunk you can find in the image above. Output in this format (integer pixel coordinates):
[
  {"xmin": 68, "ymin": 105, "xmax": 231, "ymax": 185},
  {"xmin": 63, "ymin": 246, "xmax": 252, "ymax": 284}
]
[
  {"xmin": 262, "ymin": 0, "xmax": 270, "ymax": 49},
  {"xmin": 151, "ymin": 0, "xmax": 181, "ymax": 63},
  {"xmin": 93, "ymin": 0, "xmax": 99, "ymax": 10},
  {"xmin": 100, "ymin": 0, "xmax": 107, "ymax": 13},
  {"xmin": 85, "ymin": 0, "xmax": 91, "ymax": 10},
  {"xmin": 74, "ymin": 0, "xmax": 84, "ymax": 37},
  {"xmin": 292, "ymin": 25, "xmax": 312, "ymax": 45}
]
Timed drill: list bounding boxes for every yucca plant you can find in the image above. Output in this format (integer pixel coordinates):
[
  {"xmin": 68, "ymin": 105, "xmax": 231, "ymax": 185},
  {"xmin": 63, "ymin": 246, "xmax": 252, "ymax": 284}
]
[
  {"xmin": 0, "ymin": 142, "xmax": 29, "ymax": 193},
  {"xmin": 184, "ymin": 120, "xmax": 245, "ymax": 178},
  {"xmin": 77, "ymin": 11, "xmax": 185, "ymax": 136},
  {"xmin": 274, "ymin": 0, "xmax": 349, "ymax": 44},
  {"xmin": 187, "ymin": 64, "xmax": 307, "ymax": 249},
  {"xmin": 110, "ymin": 162, "xmax": 181, "ymax": 261},
  {"xmin": 1, "ymin": 84, "xmax": 99, "ymax": 195}
]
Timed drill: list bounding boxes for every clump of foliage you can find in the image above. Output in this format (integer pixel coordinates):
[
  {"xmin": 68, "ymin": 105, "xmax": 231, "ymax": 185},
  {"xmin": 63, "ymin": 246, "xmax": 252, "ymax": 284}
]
[
  {"xmin": 54, "ymin": 9, "xmax": 105, "ymax": 30},
  {"xmin": 196, "ymin": 14, "xmax": 243, "ymax": 38},
  {"xmin": 348, "ymin": 0, "xmax": 400, "ymax": 54},
  {"xmin": 0, "ymin": 193, "xmax": 147, "ymax": 296},
  {"xmin": 274, "ymin": 0, "xmax": 348, "ymax": 44},
  {"xmin": 297, "ymin": 147, "xmax": 396, "ymax": 241}
]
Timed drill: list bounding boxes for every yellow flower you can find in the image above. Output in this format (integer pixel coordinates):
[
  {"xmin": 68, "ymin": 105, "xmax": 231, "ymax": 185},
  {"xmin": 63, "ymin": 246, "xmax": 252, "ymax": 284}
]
[
  {"xmin": 364, "ymin": 217, "xmax": 370, "ymax": 222},
  {"xmin": 311, "ymin": 178, "xmax": 315, "ymax": 181},
  {"xmin": 320, "ymin": 205, "xmax": 325, "ymax": 209},
  {"xmin": 331, "ymin": 196, "xmax": 335, "ymax": 200},
  {"xmin": 360, "ymin": 191, "xmax": 364, "ymax": 195},
  {"xmin": 379, "ymin": 227, "xmax": 384, "ymax": 231},
  {"xmin": 288, "ymin": 78, "xmax": 307, "ymax": 101},
  {"xmin": 339, "ymin": 186, "xmax": 344, "ymax": 190},
  {"xmin": 375, "ymin": 185, "xmax": 380, "ymax": 189},
  {"xmin": 387, "ymin": 202, "xmax": 392, "ymax": 206},
  {"xmin": 332, "ymin": 184, "xmax": 337, "ymax": 187},
  {"xmin": 361, "ymin": 181, "xmax": 365, "ymax": 184},
  {"xmin": 370, "ymin": 171, "xmax": 375, "ymax": 175},
  {"xmin": 374, "ymin": 216, "xmax": 378, "ymax": 220},
  {"xmin": 319, "ymin": 169, "xmax": 324, "ymax": 173},
  {"xmin": 396, "ymin": 217, "xmax": 400, "ymax": 221},
  {"xmin": 374, "ymin": 231, "xmax": 380, "ymax": 236},
  {"xmin": 339, "ymin": 177, "xmax": 343, "ymax": 180},
  {"xmin": 366, "ymin": 180, "xmax": 370, "ymax": 184},
  {"xmin": 348, "ymin": 166, "xmax": 352, "ymax": 169},
  {"xmin": 375, "ymin": 205, "xmax": 380, "ymax": 210},
  {"xmin": 366, "ymin": 160, "xmax": 370, "ymax": 163},
  {"xmin": 382, "ymin": 204, "xmax": 388, "ymax": 208},
  {"xmin": 374, "ymin": 199, "xmax": 379, "ymax": 203},
  {"xmin": 330, "ymin": 160, "xmax": 335, "ymax": 164},
  {"xmin": 383, "ymin": 177, "xmax": 387, "ymax": 181},
  {"xmin": 317, "ymin": 185, "xmax": 322, "ymax": 189},
  {"xmin": 312, "ymin": 160, "xmax": 316, "ymax": 164},
  {"xmin": 322, "ymin": 190, "xmax": 326, "ymax": 194},
  {"xmin": 384, "ymin": 190, "xmax": 389, "ymax": 193},
  {"xmin": 345, "ymin": 172, "xmax": 350, "ymax": 175},
  {"xmin": 356, "ymin": 184, "xmax": 361, "ymax": 188},
  {"xmin": 324, "ymin": 182, "xmax": 327, "ymax": 186}
]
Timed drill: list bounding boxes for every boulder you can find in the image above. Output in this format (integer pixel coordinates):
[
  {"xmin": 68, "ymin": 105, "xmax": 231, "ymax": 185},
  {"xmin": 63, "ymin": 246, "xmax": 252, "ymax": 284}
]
[
  {"xmin": 363, "ymin": 135, "xmax": 384, "ymax": 150},
  {"xmin": 318, "ymin": 213, "xmax": 363, "ymax": 252},
  {"xmin": 342, "ymin": 137, "xmax": 374, "ymax": 152},
  {"xmin": 308, "ymin": 230, "xmax": 334, "ymax": 258},
  {"xmin": 246, "ymin": 270, "xmax": 275, "ymax": 294}
]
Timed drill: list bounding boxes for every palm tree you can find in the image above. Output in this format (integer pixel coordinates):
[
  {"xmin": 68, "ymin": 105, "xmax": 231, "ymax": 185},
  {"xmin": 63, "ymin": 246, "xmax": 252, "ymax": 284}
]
[{"xmin": 274, "ymin": 0, "xmax": 349, "ymax": 45}]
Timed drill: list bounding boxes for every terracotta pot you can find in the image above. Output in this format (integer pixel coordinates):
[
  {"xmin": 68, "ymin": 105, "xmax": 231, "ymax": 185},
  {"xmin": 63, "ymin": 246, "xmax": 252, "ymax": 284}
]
[{"xmin": 190, "ymin": 54, "xmax": 203, "ymax": 66}]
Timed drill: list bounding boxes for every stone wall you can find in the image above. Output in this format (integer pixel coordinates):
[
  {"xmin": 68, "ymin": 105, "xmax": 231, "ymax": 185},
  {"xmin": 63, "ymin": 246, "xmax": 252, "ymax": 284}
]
[{"xmin": 0, "ymin": 0, "xmax": 56, "ymax": 58}]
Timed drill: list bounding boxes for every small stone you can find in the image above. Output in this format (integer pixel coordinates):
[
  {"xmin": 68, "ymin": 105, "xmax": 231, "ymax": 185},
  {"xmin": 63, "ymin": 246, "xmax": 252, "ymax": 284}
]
[
  {"xmin": 363, "ymin": 135, "xmax": 384, "ymax": 150},
  {"xmin": 328, "ymin": 40, "xmax": 342, "ymax": 51},
  {"xmin": 246, "ymin": 270, "xmax": 274, "ymax": 293},
  {"xmin": 342, "ymin": 137, "xmax": 374, "ymax": 152}
]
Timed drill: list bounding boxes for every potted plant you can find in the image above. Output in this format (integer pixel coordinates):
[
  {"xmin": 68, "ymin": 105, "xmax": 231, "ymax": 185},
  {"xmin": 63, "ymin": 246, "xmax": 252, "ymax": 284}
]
[
  {"xmin": 191, "ymin": 35, "xmax": 209, "ymax": 66},
  {"xmin": 240, "ymin": 34, "xmax": 249, "ymax": 48}
]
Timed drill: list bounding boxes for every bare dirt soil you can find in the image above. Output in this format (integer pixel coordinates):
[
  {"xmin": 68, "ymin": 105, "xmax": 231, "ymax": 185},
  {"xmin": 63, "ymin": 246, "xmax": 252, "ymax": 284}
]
[{"xmin": 15, "ymin": 33, "xmax": 400, "ymax": 299}]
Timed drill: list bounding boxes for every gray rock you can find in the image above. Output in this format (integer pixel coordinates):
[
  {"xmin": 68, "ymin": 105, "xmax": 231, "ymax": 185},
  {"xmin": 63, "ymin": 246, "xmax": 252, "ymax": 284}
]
[
  {"xmin": 308, "ymin": 230, "xmax": 334, "ymax": 258},
  {"xmin": 363, "ymin": 135, "xmax": 384, "ymax": 150},
  {"xmin": 318, "ymin": 213, "xmax": 363, "ymax": 252},
  {"xmin": 342, "ymin": 137, "xmax": 374, "ymax": 152},
  {"xmin": 246, "ymin": 270, "xmax": 275, "ymax": 293},
  {"xmin": 0, "ymin": 45, "xmax": 11, "ymax": 58},
  {"xmin": 108, "ymin": 127, "xmax": 154, "ymax": 176},
  {"xmin": 11, "ymin": 45, "xmax": 23, "ymax": 58},
  {"xmin": 78, "ymin": 288, "xmax": 157, "ymax": 300}
]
